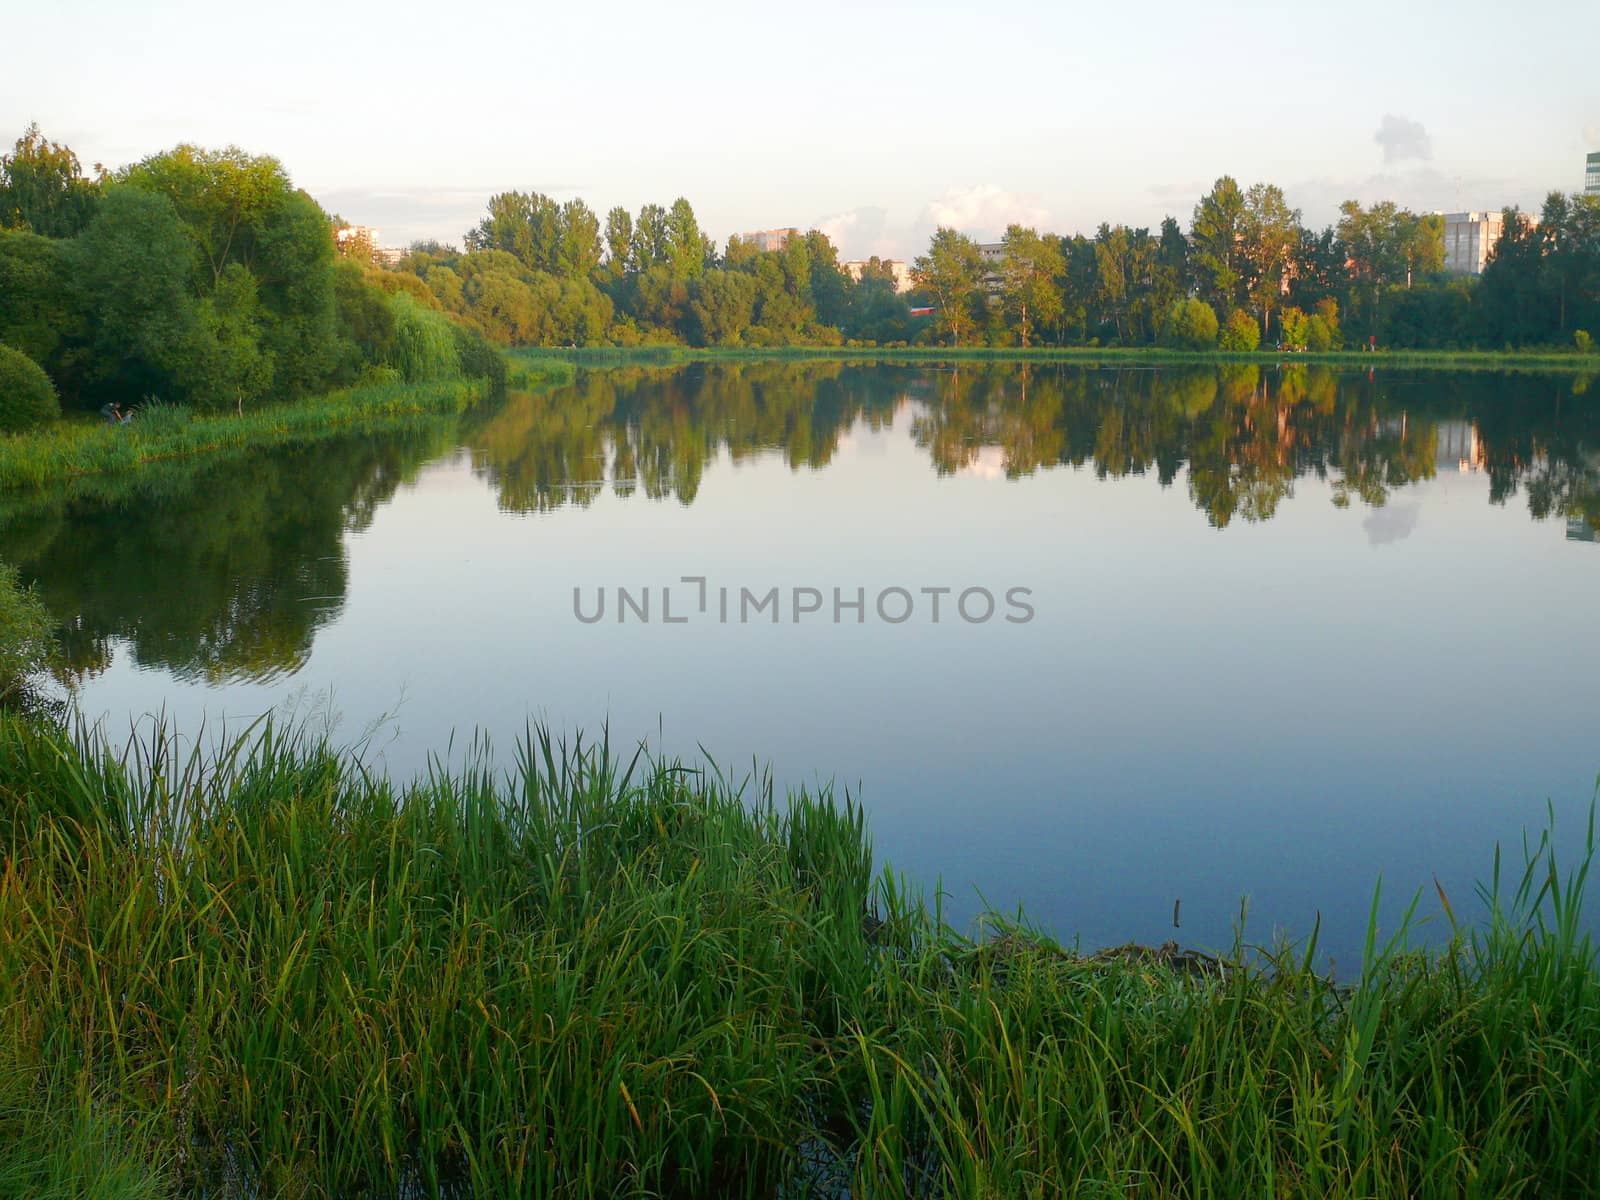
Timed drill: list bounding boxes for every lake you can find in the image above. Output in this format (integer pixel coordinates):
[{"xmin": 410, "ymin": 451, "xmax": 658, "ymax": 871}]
[{"xmin": 6, "ymin": 359, "xmax": 1599, "ymax": 966}]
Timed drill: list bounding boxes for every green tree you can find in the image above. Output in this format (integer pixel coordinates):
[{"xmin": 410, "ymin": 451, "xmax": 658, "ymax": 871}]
[
  {"xmin": 665, "ymin": 198, "xmax": 707, "ymax": 280},
  {"xmin": 332, "ymin": 259, "xmax": 398, "ymax": 370},
  {"xmin": 184, "ymin": 264, "xmax": 273, "ymax": 411},
  {"xmin": 1191, "ymin": 176, "xmax": 1246, "ymax": 314},
  {"xmin": 913, "ymin": 228, "xmax": 985, "ymax": 347},
  {"xmin": 999, "ymin": 225, "xmax": 1064, "ymax": 347},
  {"xmin": 603, "ymin": 206, "xmax": 633, "ymax": 278},
  {"xmin": 0, "ymin": 230, "xmax": 80, "ymax": 381},
  {"xmin": 68, "ymin": 185, "xmax": 199, "ymax": 402},
  {"xmin": 1241, "ymin": 183, "xmax": 1300, "ymax": 340},
  {"xmin": 121, "ymin": 145, "xmax": 291, "ymax": 288},
  {"xmin": 0, "ymin": 123, "xmax": 102, "ymax": 238},
  {"xmin": 558, "ymin": 199, "xmax": 602, "ymax": 279},
  {"xmin": 689, "ymin": 270, "xmax": 759, "ymax": 345},
  {"xmin": 634, "ymin": 204, "xmax": 670, "ymax": 271}
]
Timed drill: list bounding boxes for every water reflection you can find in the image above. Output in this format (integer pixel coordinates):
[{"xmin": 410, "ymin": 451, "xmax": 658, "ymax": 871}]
[
  {"xmin": 2, "ymin": 363, "xmax": 1597, "ymax": 689},
  {"xmin": 469, "ymin": 362, "xmax": 1600, "ymax": 531},
  {"xmin": 1, "ymin": 429, "xmax": 452, "ymax": 684}
]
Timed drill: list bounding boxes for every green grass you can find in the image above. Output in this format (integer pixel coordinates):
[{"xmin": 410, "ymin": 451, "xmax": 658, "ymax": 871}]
[
  {"xmin": 1, "ymin": 710, "xmax": 1596, "ymax": 1198},
  {"xmin": 0, "ymin": 358, "xmax": 576, "ymax": 493},
  {"xmin": 514, "ymin": 344, "xmax": 1600, "ymax": 374}
]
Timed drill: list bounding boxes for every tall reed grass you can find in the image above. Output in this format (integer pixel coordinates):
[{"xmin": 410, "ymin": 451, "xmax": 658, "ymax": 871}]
[
  {"xmin": 1, "ymin": 711, "xmax": 1595, "ymax": 1198},
  {"xmin": 0, "ymin": 379, "xmax": 493, "ymax": 492}
]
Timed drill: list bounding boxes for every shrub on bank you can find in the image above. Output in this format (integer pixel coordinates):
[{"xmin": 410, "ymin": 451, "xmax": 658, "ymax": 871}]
[
  {"xmin": 0, "ymin": 343, "xmax": 60, "ymax": 432},
  {"xmin": 1158, "ymin": 298, "xmax": 1220, "ymax": 350},
  {"xmin": 0, "ymin": 561, "xmax": 54, "ymax": 702},
  {"xmin": 1220, "ymin": 308, "xmax": 1262, "ymax": 351}
]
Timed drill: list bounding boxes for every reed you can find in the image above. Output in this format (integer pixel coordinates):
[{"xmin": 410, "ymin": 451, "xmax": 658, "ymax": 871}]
[
  {"xmin": 0, "ymin": 710, "xmax": 1595, "ymax": 1198},
  {"xmin": 0, "ymin": 357, "xmax": 578, "ymax": 494},
  {"xmin": 0, "ymin": 380, "xmax": 488, "ymax": 492}
]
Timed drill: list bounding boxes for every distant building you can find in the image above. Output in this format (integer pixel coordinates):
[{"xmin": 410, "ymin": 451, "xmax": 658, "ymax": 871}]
[
  {"xmin": 740, "ymin": 228, "xmax": 799, "ymax": 253},
  {"xmin": 1566, "ymin": 517, "xmax": 1598, "ymax": 544},
  {"xmin": 334, "ymin": 224, "xmax": 379, "ymax": 252},
  {"xmin": 977, "ymin": 242, "xmax": 1006, "ymax": 293},
  {"xmin": 1442, "ymin": 211, "xmax": 1505, "ymax": 276},
  {"xmin": 841, "ymin": 259, "xmax": 917, "ymax": 293},
  {"xmin": 335, "ymin": 224, "xmax": 405, "ymax": 267},
  {"xmin": 1587, "ymin": 151, "xmax": 1600, "ymax": 195}
]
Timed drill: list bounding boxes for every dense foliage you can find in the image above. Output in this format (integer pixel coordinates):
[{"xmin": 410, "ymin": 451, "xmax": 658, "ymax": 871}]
[
  {"xmin": 0, "ymin": 342, "xmax": 59, "ymax": 431},
  {"xmin": 395, "ymin": 173, "xmax": 1600, "ymax": 354},
  {"xmin": 0, "ymin": 129, "xmax": 502, "ymax": 414},
  {"xmin": 0, "ymin": 712, "xmax": 1595, "ymax": 1197}
]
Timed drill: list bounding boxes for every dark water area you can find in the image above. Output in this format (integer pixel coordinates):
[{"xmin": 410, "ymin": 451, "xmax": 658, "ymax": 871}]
[{"xmin": 6, "ymin": 360, "xmax": 1599, "ymax": 965}]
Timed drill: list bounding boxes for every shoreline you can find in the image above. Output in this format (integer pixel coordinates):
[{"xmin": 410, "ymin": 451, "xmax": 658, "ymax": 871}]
[
  {"xmin": 1, "ymin": 711, "xmax": 1595, "ymax": 1196},
  {"xmin": 3, "ymin": 348, "xmax": 1590, "ymax": 497},
  {"xmin": 515, "ymin": 343, "xmax": 1600, "ymax": 373},
  {"xmin": 0, "ymin": 360, "xmax": 576, "ymax": 494}
]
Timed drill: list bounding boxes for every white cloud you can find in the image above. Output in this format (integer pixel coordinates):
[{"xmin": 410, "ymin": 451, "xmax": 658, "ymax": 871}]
[
  {"xmin": 815, "ymin": 206, "xmax": 888, "ymax": 259},
  {"xmin": 921, "ymin": 184, "xmax": 1051, "ymax": 240}
]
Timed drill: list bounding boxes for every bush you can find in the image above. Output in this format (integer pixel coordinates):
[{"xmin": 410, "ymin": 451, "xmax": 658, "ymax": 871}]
[
  {"xmin": 452, "ymin": 323, "xmax": 507, "ymax": 393},
  {"xmin": 0, "ymin": 343, "xmax": 60, "ymax": 432},
  {"xmin": 1219, "ymin": 309, "xmax": 1262, "ymax": 352},
  {"xmin": 1157, "ymin": 298, "xmax": 1219, "ymax": 350},
  {"xmin": 1577, "ymin": 330, "xmax": 1595, "ymax": 355},
  {"xmin": 1306, "ymin": 315, "xmax": 1335, "ymax": 353},
  {"xmin": 0, "ymin": 562, "xmax": 54, "ymax": 703}
]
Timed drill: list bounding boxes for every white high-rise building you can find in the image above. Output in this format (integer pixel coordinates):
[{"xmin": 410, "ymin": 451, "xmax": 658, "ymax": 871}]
[
  {"xmin": 1586, "ymin": 152, "xmax": 1600, "ymax": 195},
  {"xmin": 1442, "ymin": 211, "xmax": 1505, "ymax": 276}
]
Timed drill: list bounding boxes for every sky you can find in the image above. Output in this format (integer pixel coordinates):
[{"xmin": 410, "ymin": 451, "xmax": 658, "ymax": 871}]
[{"xmin": 4, "ymin": 0, "xmax": 1598, "ymax": 260}]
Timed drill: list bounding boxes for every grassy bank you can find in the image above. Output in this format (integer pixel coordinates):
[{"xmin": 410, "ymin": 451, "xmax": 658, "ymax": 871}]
[
  {"xmin": 515, "ymin": 344, "xmax": 1600, "ymax": 374},
  {"xmin": 0, "ymin": 359, "xmax": 576, "ymax": 493},
  {"xmin": 1, "ymin": 711, "xmax": 1596, "ymax": 1198}
]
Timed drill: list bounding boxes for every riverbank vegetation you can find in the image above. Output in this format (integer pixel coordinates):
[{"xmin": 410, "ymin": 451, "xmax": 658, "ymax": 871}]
[
  {"xmin": 0, "ymin": 710, "xmax": 1595, "ymax": 1197},
  {"xmin": 0, "ymin": 375, "xmax": 499, "ymax": 491},
  {"xmin": 0, "ymin": 126, "xmax": 504, "ymax": 429}
]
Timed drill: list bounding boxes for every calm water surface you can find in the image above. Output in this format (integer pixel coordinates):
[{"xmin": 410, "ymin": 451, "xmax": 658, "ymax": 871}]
[{"xmin": 7, "ymin": 361, "xmax": 1599, "ymax": 964}]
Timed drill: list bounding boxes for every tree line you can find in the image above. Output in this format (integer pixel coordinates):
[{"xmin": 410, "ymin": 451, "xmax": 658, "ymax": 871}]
[{"xmin": 393, "ymin": 177, "xmax": 1599, "ymax": 356}]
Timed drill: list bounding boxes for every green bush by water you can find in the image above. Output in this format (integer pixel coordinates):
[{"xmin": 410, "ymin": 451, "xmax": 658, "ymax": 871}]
[
  {"xmin": 0, "ymin": 710, "xmax": 1596, "ymax": 1198},
  {"xmin": 0, "ymin": 561, "xmax": 53, "ymax": 701},
  {"xmin": 0, "ymin": 342, "xmax": 61, "ymax": 432}
]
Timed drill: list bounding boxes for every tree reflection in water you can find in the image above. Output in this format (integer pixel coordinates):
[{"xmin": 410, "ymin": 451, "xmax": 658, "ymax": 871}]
[{"xmin": 4, "ymin": 363, "xmax": 1596, "ymax": 684}]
